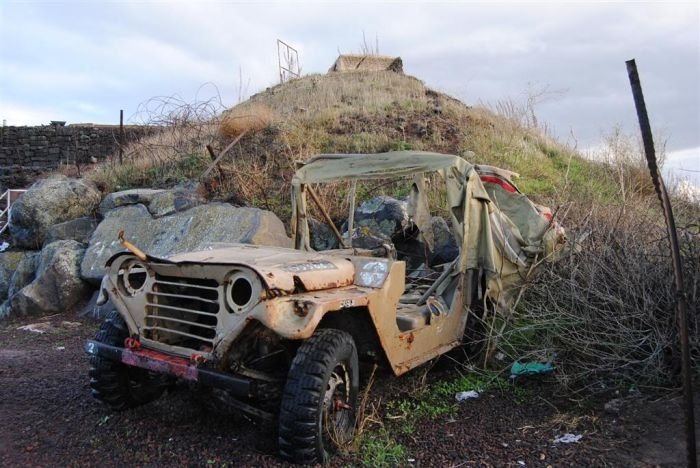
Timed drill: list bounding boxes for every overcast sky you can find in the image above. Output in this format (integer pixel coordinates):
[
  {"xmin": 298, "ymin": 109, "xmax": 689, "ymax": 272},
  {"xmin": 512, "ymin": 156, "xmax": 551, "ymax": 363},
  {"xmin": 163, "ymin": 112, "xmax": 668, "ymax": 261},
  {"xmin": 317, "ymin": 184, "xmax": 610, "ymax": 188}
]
[{"xmin": 1, "ymin": 1, "xmax": 698, "ymax": 184}]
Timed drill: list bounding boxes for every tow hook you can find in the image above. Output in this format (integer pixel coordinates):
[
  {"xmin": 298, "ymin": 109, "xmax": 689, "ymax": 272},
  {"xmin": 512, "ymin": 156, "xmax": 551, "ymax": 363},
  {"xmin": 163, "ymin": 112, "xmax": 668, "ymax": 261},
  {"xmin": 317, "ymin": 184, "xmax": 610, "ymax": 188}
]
[
  {"xmin": 124, "ymin": 337, "xmax": 141, "ymax": 349},
  {"xmin": 191, "ymin": 354, "xmax": 207, "ymax": 365}
]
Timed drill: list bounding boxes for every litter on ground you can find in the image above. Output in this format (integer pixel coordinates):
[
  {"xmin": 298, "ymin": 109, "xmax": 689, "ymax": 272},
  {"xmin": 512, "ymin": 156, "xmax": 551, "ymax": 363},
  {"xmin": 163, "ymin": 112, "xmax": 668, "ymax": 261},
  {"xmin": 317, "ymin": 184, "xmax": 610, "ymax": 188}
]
[
  {"xmin": 510, "ymin": 361, "xmax": 555, "ymax": 378},
  {"xmin": 553, "ymin": 433, "xmax": 583, "ymax": 444},
  {"xmin": 455, "ymin": 390, "xmax": 480, "ymax": 401}
]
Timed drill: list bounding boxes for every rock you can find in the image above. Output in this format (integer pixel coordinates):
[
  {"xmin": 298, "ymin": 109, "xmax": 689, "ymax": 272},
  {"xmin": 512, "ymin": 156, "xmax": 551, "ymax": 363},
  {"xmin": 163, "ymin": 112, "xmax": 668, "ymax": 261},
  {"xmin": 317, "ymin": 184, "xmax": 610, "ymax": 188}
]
[
  {"xmin": 7, "ymin": 252, "xmax": 39, "ymax": 297},
  {"xmin": 429, "ymin": 216, "xmax": 459, "ymax": 266},
  {"xmin": 354, "ymin": 196, "xmax": 409, "ymax": 240},
  {"xmin": 8, "ymin": 176, "xmax": 101, "ymax": 249},
  {"xmin": 98, "ymin": 188, "xmax": 165, "ymax": 215},
  {"xmin": 309, "ymin": 218, "xmax": 340, "ymax": 251},
  {"xmin": 44, "ymin": 216, "xmax": 98, "ymax": 245},
  {"xmin": 147, "ymin": 181, "xmax": 205, "ymax": 218},
  {"xmin": 81, "ymin": 203, "xmax": 291, "ymax": 284},
  {"xmin": 0, "ymin": 240, "xmax": 92, "ymax": 320},
  {"xmin": 350, "ymin": 228, "xmax": 386, "ymax": 250},
  {"xmin": 0, "ymin": 251, "xmax": 34, "ymax": 302},
  {"xmin": 98, "ymin": 182, "xmax": 205, "ymax": 219}
]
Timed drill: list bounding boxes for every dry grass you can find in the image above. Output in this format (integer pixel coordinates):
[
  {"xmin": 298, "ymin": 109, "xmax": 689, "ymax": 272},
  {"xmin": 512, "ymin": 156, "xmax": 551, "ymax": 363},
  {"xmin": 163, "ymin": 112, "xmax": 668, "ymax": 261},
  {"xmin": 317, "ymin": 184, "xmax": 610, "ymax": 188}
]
[
  {"xmin": 219, "ymin": 103, "xmax": 275, "ymax": 139},
  {"xmin": 86, "ymin": 124, "xmax": 216, "ymax": 192},
  {"xmin": 246, "ymin": 71, "xmax": 431, "ymax": 121}
]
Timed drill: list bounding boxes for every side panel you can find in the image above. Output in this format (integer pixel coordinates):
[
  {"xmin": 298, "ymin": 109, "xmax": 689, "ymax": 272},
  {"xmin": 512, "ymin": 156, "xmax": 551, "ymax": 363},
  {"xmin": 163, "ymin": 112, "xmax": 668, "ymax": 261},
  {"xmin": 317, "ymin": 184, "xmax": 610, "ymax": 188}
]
[{"xmin": 364, "ymin": 262, "xmax": 469, "ymax": 376}]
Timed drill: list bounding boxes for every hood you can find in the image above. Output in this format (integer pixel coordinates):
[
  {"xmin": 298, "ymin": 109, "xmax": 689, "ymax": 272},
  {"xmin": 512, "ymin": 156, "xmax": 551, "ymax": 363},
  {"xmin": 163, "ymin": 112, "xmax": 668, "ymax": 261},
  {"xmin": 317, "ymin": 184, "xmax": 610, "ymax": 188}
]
[{"xmin": 164, "ymin": 243, "xmax": 355, "ymax": 293}]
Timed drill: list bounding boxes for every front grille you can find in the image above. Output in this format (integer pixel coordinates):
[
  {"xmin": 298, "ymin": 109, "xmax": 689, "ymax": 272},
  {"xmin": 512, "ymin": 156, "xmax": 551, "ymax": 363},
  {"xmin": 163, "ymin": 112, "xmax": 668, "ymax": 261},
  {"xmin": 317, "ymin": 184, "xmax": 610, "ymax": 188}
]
[{"xmin": 144, "ymin": 275, "xmax": 221, "ymax": 351}]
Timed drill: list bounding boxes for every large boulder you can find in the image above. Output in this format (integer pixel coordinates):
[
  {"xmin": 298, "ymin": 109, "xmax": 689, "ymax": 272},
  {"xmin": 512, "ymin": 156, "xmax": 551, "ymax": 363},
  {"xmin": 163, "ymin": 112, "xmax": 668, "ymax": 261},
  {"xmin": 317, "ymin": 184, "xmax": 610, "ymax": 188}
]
[
  {"xmin": 7, "ymin": 252, "xmax": 40, "ymax": 298},
  {"xmin": 81, "ymin": 203, "xmax": 291, "ymax": 284},
  {"xmin": 309, "ymin": 218, "xmax": 340, "ymax": 251},
  {"xmin": 0, "ymin": 240, "xmax": 91, "ymax": 320},
  {"xmin": 353, "ymin": 196, "xmax": 409, "ymax": 241},
  {"xmin": 98, "ymin": 188, "xmax": 165, "ymax": 215},
  {"xmin": 98, "ymin": 182, "xmax": 205, "ymax": 219},
  {"xmin": 44, "ymin": 216, "xmax": 98, "ymax": 246},
  {"xmin": 429, "ymin": 216, "xmax": 459, "ymax": 266},
  {"xmin": 0, "ymin": 251, "xmax": 35, "ymax": 302},
  {"xmin": 9, "ymin": 176, "xmax": 101, "ymax": 249}
]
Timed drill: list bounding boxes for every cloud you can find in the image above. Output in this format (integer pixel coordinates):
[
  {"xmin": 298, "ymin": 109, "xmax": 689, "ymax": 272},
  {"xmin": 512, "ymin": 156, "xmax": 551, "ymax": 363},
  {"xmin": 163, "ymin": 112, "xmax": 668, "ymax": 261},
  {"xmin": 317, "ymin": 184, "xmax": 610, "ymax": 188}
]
[{"xmin": 0, "ymin": 0, "xmax": 697, "ymax": 161}]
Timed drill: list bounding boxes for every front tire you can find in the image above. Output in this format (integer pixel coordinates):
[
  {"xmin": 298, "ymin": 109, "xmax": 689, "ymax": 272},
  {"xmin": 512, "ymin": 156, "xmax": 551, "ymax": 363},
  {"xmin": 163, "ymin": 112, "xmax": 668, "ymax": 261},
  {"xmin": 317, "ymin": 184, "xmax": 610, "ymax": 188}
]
[
  {"xmin": 278, "ymin": 328, "xmax": 359, "ymax": 464},
  {"xmin": 88, "ymin": 310, "xmax": 166, "ymax": 411}
]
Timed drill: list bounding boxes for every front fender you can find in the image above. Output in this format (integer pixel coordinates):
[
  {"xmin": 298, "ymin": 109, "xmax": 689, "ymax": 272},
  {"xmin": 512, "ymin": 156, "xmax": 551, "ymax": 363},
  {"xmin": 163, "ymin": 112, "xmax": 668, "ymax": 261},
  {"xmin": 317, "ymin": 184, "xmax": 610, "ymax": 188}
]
[{"xmin": 252, "ymin": 286, "xmax": 374, "ymax": 339}]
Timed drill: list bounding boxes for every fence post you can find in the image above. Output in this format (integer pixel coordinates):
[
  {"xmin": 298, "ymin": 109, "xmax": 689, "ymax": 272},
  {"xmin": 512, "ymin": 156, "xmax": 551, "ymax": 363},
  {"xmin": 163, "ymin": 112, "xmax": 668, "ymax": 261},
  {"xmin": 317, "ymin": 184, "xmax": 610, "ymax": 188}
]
[
  {"xmin": 119, "ymin": 109, "xmax": 124, "ymax": 165},
  {"xmin": 626, "ymin": 58, "xmax": 696, "ymax": 468}
]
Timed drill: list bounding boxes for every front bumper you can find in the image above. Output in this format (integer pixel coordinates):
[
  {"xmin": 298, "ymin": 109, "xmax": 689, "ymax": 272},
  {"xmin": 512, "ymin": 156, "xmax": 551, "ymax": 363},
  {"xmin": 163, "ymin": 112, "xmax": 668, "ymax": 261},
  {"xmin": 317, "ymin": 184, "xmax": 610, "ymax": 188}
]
[{"xmin": 84, "ymin": 339, "xmax": 254, "ymax": 398}]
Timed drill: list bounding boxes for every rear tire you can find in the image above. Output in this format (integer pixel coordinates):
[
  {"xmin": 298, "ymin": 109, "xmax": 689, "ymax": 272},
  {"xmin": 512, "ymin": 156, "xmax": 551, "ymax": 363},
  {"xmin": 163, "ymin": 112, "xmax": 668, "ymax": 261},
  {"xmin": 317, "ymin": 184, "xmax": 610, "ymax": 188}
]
[
  {"xmin": 88, "ymin": 310, "xmax": 166, "ymax": 411},
  {"xmin": 278, "ymin": 328, "xmax": 358, "ymax": 464}
]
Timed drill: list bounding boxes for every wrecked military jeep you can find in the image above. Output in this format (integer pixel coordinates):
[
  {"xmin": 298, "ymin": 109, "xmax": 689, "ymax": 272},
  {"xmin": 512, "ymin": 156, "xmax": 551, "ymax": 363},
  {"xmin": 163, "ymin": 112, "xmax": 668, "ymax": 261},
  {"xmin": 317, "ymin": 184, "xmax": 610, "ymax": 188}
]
[{"xmin": 86, "ymin": 151, "xmax": 564, "ymax": 464}]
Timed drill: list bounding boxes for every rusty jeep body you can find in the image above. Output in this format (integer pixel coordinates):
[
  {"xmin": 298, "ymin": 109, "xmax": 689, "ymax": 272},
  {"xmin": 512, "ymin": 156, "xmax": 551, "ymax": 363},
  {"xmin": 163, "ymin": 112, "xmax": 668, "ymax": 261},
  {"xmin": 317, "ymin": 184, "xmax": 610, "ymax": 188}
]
[{"xmin": 86, "ymin": 151, "xmax": 564, "ymax": 464}]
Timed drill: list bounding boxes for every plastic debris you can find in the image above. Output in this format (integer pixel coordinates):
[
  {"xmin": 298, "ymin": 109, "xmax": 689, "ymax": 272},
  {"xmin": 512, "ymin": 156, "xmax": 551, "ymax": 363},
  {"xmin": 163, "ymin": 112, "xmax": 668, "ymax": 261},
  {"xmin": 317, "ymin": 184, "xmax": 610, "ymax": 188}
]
[
  {"xmin": 56, "ymin": 346, "xmax": 66, "ymax": 351},
  {"xmin": 0, "ymin": 241, "xmax": 9, "ymax": 252},
  {"xmin": 455, "ymin": 390, "xmax": 480, "ymax": 401},
  {"xmin": 553, "ymin": 433, "xmax": 582, "ymax": 444},
  {"xmin": 510, "ymin": 361, "xmax": 555, "ymax": 378}
]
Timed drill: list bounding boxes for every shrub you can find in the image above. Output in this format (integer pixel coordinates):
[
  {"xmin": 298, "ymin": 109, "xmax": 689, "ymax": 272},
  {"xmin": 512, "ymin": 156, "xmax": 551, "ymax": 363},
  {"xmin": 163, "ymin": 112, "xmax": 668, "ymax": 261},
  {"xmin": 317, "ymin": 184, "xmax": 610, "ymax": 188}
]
[{"xmin": 494, "ymin": 196, "xmax": 700, "ymax": 392}]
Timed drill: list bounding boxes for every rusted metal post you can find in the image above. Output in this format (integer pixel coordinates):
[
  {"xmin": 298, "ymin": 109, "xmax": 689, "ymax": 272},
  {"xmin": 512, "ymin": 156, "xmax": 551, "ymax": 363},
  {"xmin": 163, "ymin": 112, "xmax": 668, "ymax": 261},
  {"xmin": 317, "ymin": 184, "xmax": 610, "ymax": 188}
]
[
  {"xmin": 119, "ymin": 109, "xmax": 124, "ymax": 165},
  {"xmin": 346, "ymin": 180, "xmax": 357, "ymax": 241},
  {"xmin": 626, "ymin": 58, "xmax": 696, "ymax": 468}
]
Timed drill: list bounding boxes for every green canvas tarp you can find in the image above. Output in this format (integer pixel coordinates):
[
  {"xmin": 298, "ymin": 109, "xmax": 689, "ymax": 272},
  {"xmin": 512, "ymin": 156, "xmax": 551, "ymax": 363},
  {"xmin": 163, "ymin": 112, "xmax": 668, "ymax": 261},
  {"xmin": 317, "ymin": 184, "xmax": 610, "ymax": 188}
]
[{"xmin": 291, "ymin": 151, "xmax": 565, "ymax": 307}]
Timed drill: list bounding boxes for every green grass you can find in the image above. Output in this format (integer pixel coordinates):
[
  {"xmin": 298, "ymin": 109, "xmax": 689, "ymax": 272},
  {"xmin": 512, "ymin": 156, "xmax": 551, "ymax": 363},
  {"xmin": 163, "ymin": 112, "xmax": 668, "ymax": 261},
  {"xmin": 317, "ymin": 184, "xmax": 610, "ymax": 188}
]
[
  {"xmin": 385, "ymin": 371, "xmax": 527, "ymax": 434},
  {"xmin": 359, "ymin": 429, "xmax": 408, "ymax": 467}
]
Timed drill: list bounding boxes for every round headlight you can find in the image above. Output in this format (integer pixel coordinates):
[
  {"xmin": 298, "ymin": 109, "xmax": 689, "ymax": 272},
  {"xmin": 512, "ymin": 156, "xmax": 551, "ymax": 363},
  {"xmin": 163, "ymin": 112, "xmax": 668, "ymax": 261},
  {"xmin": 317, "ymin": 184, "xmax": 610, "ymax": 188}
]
[
  {"xmin": 225, "ymin": 269, "xmax": 262, "ymax": 313},
  {"xmin": 119, "ymin": 259, "xmax": 150, "ymax": 296}
]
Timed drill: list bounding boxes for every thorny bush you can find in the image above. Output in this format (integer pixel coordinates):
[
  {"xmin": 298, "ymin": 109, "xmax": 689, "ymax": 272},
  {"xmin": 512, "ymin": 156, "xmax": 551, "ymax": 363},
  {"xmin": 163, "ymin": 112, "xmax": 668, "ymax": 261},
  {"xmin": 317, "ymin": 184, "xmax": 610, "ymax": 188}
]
[{"xmin": 497, "ymin": 197, "xmax": 700, "ymax": 393}]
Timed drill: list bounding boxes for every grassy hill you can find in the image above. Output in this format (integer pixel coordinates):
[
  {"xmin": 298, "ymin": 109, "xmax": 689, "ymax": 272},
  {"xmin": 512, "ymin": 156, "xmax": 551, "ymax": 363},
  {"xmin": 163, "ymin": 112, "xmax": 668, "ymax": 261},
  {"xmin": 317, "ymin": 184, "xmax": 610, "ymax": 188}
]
[
  {"xmin": 90, "ymin": 70, "xmax": 622, "ymax": 213},
  {"xmin": 223, "ymin": 71, "xmax": 619, "ymax": 206}
]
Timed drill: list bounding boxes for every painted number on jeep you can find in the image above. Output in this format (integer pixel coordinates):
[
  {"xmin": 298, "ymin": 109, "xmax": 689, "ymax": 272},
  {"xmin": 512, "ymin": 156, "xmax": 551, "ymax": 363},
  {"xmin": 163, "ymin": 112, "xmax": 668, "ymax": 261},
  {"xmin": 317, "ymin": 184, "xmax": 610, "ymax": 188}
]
[
  {"xmin": 87, "ymin": 342, "xmax": 96, "ymax": 354},
  {"xmin": 340, "ymin": 299, "xmax": 353, "ymax": 308}
]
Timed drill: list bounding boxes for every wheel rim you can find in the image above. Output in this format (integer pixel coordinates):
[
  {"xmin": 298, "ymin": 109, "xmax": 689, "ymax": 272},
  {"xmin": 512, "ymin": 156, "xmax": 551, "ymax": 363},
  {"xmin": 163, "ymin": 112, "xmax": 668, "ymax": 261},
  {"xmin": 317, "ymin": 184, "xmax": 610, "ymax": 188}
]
[{"xmin": 322, "ymin": 362, "xmax": 353, "ymax": 448}]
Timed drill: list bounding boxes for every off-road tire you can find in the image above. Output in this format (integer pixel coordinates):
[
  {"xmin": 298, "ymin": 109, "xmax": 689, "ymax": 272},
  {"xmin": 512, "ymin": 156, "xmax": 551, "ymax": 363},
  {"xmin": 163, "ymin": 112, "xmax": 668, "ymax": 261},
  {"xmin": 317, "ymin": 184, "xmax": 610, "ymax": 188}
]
[
  {"xmin": 278, "ymin": 328, "xmax": 359, "ymax": 464},
  {"xmin": 88, "ymin": 310, "xmax": 166, "ymax": 411}
]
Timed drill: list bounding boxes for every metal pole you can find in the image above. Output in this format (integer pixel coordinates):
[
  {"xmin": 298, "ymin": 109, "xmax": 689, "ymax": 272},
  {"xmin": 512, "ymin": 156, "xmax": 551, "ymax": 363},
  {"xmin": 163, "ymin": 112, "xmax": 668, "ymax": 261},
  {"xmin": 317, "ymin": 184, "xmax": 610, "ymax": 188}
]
[
  {"xmin": 626, "ymin": 58, "xmax": 696, "ymax": 468},
  {"xmin": 346, "ymin": 180, "xmax": 357, "ymax": 247},
  {"xmin": 119, "ymin": 109, "xmax": 124, "ymax": 165}
]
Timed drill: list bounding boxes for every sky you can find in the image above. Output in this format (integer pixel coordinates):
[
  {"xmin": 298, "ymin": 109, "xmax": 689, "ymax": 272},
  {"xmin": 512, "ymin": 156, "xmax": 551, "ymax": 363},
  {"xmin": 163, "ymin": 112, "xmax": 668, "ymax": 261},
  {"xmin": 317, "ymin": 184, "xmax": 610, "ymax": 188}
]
[{"xmin": 1, "ymin": 0, "xmax": 698, "ymax": 185}]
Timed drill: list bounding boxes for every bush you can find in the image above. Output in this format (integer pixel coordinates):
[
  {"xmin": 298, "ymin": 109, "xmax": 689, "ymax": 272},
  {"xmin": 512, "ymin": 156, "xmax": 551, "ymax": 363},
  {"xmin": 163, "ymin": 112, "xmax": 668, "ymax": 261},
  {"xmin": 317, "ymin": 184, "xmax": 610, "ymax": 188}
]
[{"xmin": 494, "ymin": 197, "xmax": 700, "ymax": 392}]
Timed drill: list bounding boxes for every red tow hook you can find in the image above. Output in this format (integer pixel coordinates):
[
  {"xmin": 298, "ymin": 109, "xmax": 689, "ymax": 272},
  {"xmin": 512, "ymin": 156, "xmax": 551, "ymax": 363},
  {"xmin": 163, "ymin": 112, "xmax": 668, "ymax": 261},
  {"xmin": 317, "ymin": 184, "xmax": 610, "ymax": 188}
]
[
  {"xmin": 191, "ymin": 354, "xmax": 207, "ymax": 365},
  {"xmin": 124, "ymin": 337, "xmax": 141, "ymax": 350}
]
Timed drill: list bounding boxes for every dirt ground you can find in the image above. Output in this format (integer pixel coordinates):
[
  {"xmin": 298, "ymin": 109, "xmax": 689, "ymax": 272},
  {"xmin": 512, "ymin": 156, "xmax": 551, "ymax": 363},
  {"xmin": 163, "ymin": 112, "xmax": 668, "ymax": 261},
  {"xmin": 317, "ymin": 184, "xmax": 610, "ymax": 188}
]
[{"xmin": 0, "ymin": 312, "xmax": 695, "ymax": 467}]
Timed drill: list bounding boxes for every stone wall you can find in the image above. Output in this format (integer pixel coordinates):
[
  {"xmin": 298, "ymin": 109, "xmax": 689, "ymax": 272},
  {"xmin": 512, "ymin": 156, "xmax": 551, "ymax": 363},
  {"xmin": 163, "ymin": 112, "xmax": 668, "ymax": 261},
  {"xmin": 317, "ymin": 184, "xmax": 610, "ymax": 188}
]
[{"xmin": 0, "ymin": 124, "xmax": 151, "ymax": 189}]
